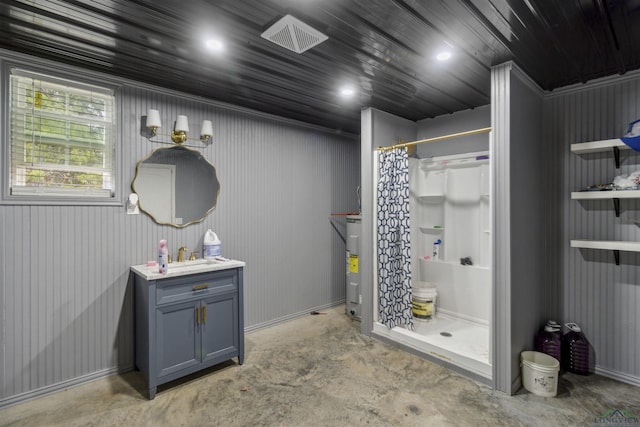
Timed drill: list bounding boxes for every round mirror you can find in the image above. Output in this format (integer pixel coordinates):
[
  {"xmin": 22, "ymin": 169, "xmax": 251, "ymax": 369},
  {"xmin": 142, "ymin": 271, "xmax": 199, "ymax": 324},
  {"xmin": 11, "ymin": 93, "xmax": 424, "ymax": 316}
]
[{"xmin": 132, "ymin": 145, "xmax": 220, "ymax": 227}]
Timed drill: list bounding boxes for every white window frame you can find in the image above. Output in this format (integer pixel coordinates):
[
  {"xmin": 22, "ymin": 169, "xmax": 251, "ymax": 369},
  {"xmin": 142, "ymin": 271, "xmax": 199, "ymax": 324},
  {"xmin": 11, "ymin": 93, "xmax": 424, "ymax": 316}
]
[{"xmin": 2, "ymin": 59, "xmax": 122, "ymax": 206}]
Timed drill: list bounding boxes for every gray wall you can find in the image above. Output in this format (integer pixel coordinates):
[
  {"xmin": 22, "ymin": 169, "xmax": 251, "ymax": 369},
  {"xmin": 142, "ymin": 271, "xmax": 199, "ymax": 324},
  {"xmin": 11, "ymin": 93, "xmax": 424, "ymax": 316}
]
[
  {"xmin": 0, "ymin": 50, "xmax": 360, "ymax": 406},
  {"xmin": 549, "ymin": 71, "xmax": 640, "ymax": 385},
  {"xmin": 416, "ymin": 105, "xmax": 491, "ymax": 158},
  {"xmin": 507, "ymin": 66, "xmax": 547, "ymax": 390},
  {"xmin": 491, "ymin": 62, "xmax": 547, "ymax": 393}
]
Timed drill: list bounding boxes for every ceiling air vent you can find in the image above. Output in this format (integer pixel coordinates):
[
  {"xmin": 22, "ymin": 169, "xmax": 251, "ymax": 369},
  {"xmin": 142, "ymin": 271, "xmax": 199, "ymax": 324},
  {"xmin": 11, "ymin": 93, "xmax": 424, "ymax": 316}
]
[{"xmin": 261, "ymin": 14, "xmax": 328, "ymax": 54}]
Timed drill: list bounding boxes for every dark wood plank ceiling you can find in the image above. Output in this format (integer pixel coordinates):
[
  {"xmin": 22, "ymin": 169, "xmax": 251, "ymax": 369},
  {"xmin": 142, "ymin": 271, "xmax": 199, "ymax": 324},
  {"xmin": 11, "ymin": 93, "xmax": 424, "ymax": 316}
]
[{"xmin": 1, "ymin": 0, "xmax": 639, "ymax": 135}]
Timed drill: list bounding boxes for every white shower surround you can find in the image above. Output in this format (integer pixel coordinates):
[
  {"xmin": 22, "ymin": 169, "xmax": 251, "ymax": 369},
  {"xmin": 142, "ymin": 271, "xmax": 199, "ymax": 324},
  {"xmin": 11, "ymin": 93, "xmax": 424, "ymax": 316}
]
[
  {"xmin": 412, "ymin": 153, "xmax": 491, "ymax": 325},
  {"xmin": 372, "ymin": 152, "xmax": 492, "ymax": 379}
]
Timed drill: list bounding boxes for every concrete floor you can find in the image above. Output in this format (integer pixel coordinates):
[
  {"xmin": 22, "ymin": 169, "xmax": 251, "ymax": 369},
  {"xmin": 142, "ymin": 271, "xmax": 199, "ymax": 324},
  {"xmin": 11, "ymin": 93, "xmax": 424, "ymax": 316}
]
[{"xmin": 1, "ymin": 305, "xmax": 639, "ymax": 426}]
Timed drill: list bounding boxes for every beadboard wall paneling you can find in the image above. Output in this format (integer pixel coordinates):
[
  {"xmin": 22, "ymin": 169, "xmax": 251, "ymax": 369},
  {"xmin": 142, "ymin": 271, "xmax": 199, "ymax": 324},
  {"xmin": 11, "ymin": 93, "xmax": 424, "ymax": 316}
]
[
  {"xmin": 0, "ymin": 55, "xmax": 359, "ymax": 405},
  {"xmin": 550, "ymin": 73, "xmax": 640, "ymax": 384},
  {"xmin": 542, "ymin": 90, "xmax": 563, "ymax": 324},
  {"xmin": 490, "ymin": 62, "xmax": 513, "ymax": 394},
  {"xmin": 490, "ymin": 62, "xmax": 547, "ymax": 394},
  {"xmin": 0, "ymin": 185, "xmax": 4, "ymax": 397},
  {"xmin": 359, "ymin": 108, "xmax": 375, "ymax": 335},
  {"xmin": 416, "ymin": 104, "xmax": 491, "ymax": 158},
  {"xmin": 507, "ymin": 66, "xmax": 546, "ymax": 393}
]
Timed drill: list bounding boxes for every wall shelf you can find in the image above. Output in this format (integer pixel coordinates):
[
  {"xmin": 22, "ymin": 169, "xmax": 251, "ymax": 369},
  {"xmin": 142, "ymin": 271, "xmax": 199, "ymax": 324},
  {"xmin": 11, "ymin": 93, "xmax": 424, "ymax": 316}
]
[
  {"xmin": 570, "ymin": 239, "xmax": 640, "ymax": 265},
  {"xmin": 419, "ymin": 195, "xmax": 445, "ymax": 203},
  {"xmin": 419, "ymin": 226, "xmax": 444, "ymax": 233},
  {"xmin": 571, "ymin": 190, "xmax": 640, "ymax": 199},
  {"xmin": 570, "ymin": 138, "xmax": 628, "ymax": 154},
  {"xmin": 570, "ymin": 138, "xmax": 630, "ymax": 168},
  {"xmin": 419, "ymin": 257, "xmax": 490, "ymax": 271},
  {"xmin": 571, "ymin": 190, "xmax": 640, "ymax": 217},
  {"xmin": 570, "ymin": 138, "xmax": 638, "ymax": 265}
]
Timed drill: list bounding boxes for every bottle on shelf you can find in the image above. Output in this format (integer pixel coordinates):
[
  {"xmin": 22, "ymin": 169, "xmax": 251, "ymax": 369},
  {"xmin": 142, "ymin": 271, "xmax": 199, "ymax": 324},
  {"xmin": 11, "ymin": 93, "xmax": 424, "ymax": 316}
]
[{"xmin": 432, "ymin": 239, "xmax": 442, "ymax": 260}]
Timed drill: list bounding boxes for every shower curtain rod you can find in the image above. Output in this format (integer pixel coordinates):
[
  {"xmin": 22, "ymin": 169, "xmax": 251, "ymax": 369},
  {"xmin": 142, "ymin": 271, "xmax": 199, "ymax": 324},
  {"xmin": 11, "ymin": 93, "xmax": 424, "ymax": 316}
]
[{"xmin": 377, "ymin": 126, "xmax": 492, "ymax": 152}]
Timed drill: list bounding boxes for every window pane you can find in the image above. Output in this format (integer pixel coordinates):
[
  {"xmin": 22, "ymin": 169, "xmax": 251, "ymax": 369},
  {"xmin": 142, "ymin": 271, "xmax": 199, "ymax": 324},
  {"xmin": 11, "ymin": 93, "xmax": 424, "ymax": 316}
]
[
  {"xmin": 9, "ymin": 69, "xmax": 116, "ymax": 200},
  {"xmin": 69, "ymin": 93, "xmax": 106, "ymax": 118},
  {"xmin": 69, "ymin": 122, "xmax": 105, "ymax": 143},
  {"xmin": 22, "ymin": 167, "xmax": 105, "ymax": 188},
  {"xmin": 69, "ymin": 146, "xmax": 104, "ymax": 168},
  {"xmin": 31, "ymin": 117, "xmax": 68, "ymax": 140},
  {"xmin": 34, "ymin": 88, "xmax": 67, "ymax": 113},
  {"xmin": 25, "ymin": 141, "xmax": 66, "ymax": 164}
]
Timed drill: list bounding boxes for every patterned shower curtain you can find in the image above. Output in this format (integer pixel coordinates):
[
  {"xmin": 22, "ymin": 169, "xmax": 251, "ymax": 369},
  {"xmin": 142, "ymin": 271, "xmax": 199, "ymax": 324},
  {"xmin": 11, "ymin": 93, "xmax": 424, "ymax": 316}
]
[{"xmin": 377, "ymin": 147, "xmax": 413, "ymax": 330}]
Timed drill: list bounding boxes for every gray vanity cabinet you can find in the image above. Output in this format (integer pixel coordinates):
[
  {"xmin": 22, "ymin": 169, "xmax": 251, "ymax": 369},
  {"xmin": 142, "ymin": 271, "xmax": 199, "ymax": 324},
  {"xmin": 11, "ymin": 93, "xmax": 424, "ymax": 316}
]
[{"xmin": 132, "ymin": 263, "xmax": 244, "ymax": 399}]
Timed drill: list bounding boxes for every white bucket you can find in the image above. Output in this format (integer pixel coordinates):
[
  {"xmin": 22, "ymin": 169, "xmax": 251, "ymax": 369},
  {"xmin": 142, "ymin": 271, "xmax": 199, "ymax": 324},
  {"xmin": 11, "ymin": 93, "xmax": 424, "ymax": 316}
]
[
  {"xmin": 412, "ymin": 286, "xmax": 437, "ymax": 321},
  {"xmin": 521, "ymin": 351, "xmax": 560, "ymax": 397}
]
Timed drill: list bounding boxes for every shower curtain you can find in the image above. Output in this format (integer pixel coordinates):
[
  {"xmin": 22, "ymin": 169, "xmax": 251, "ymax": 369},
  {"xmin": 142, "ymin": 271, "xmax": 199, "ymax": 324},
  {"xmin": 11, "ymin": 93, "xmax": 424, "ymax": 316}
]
[{"xmin": 377, "ymin": 147, "xmax": 413, "ymax": 330}]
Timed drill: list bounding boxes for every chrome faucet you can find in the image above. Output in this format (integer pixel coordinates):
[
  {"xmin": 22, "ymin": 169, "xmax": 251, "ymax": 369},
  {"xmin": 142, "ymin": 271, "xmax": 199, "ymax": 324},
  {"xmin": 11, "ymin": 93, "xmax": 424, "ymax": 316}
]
[{"xmin": 177, "ymin": 246, "xmax": 188, "ymax": 262}]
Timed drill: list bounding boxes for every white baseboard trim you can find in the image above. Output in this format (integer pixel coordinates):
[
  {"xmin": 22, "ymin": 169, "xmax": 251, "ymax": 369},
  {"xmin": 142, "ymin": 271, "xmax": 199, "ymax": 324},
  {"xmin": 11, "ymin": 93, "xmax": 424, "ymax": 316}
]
[
  {"xmin": 511, "ymin": 374, "xmax": 522, "ymax": 395},
  {"xmin": 244, "ymin": 300, "xmax": 345, "ymax": 333},
  {"xmin": 595, "ymin": 366, "xmax": 640, "ymax": 387},
  {"xmin": 0, "ymin": 365, "xmax": 133, "ymax": 409}
]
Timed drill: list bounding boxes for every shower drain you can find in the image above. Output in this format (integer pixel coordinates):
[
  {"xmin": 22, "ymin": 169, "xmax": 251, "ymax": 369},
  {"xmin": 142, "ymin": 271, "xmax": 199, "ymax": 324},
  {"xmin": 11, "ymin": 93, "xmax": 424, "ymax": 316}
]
[{"xmin": 440, "ymin": 332, "xmax": 452, "ymax": 337}]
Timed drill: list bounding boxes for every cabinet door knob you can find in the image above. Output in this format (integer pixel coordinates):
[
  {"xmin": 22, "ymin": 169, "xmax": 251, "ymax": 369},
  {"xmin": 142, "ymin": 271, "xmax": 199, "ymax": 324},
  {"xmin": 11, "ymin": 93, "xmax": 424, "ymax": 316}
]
[
  {"xmin": 203, "ymin": 305, "xmax": 207, "ymax": 323},
  {"xmin": 196, "ymin": 306, "xmax": 201, "ymax": 325},
  {"xmin": 192, "ymin": 283, "xmax": 209, "ymax": 291}
]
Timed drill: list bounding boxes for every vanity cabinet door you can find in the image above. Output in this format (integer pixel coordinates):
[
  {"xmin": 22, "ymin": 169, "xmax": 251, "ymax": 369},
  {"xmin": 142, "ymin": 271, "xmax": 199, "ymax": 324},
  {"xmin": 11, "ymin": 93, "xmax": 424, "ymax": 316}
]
[
  {"xmin": 133, "ymin": 264, "xmax": 244, "ymax": 399},
  {"xmin": 156, "ymin": 300, "xmax": 200, "ymax": 378},
  {"xmin": 201, "ymin": 293, "xmax": 239, "ymax": 364}
]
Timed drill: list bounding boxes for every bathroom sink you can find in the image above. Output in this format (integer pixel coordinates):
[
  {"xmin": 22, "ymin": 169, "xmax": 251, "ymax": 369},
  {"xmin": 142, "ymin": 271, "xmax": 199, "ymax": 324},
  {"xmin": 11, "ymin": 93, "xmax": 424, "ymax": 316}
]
[
  {"xmin": 169, "ymin": 259, "xmax": 217, "ymax": 273},
  {"xmin": 131, "ymin": 257, "xmax": 245, "ymax": 280}
]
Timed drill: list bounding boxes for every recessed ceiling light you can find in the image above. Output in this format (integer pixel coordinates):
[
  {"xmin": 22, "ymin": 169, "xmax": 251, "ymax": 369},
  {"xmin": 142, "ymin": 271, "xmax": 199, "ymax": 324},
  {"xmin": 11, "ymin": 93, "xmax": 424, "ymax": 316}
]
[
  {"xmin": 205, "ymin": 38, "xmax": 225, "ymax": 52},
  {"xmin": 436, "ymin": 51, "xmax": 452, "ymax": 61},
  {"xmin": 339, "ymin": 86, "xmax": 355, "ymax": 97}
]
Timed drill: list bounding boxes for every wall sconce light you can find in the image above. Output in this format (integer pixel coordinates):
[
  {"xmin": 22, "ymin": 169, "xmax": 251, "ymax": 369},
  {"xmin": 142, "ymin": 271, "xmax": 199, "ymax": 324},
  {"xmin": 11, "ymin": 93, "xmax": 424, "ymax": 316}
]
[
  {"xmin": 172, "ymin": 115, "xmax": 189, "ymax": 144},
  {"xmin": 145, "ymin": 109, "xmax": 213, "ymax": 144},
  {"xmin": 146, "ymin": 109, "xmax": 161, "ymax": 138},
  {"xmin": 200, "ymin": 120, "xmax": 213, "ymax": 144}
]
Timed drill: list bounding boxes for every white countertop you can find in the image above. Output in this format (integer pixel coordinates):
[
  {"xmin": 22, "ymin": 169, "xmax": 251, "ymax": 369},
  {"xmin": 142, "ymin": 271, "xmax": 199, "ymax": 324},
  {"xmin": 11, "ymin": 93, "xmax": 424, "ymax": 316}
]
[{"xmin": 131, "ymin": 258, "xmax": 245, "ymax": 281}]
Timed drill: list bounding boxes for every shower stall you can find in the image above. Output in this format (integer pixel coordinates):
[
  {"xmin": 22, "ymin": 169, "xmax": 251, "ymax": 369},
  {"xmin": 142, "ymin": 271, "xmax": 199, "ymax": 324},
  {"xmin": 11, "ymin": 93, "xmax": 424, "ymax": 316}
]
[
  {"xmin": 372, "ymin": 147, "xmax": 492, "ymax": 381},
  {"xmin": 363, "ymin": 65, "xmax": 550, "ymax": 392}
]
